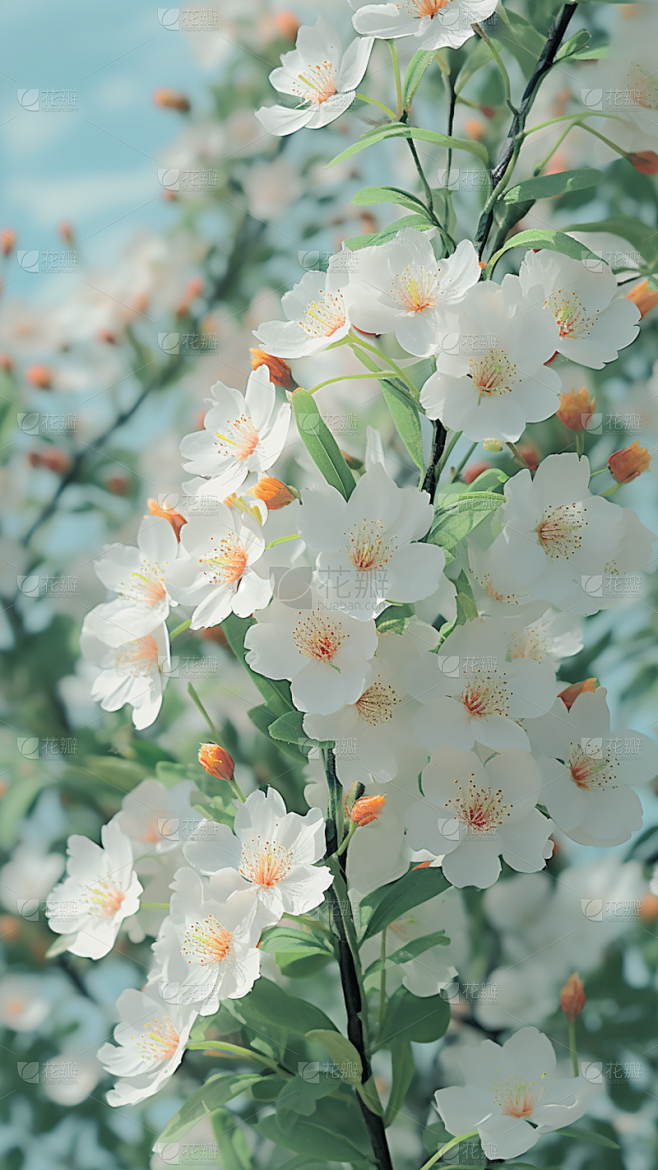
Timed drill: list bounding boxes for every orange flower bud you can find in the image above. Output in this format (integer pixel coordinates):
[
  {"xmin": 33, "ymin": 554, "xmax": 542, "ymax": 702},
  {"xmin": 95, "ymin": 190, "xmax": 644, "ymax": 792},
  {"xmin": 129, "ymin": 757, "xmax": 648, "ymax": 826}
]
[
  {"xmin": 58, "ymin": 221, "xmax": 74, "ymax": 244},
  {"xmin": 558, "ymin": 678, "xmax": 597, "ymax": 711},
  {"xmin": 147, "ymin": 498, "xmax": 187, "ymax": 540},
  {"xmin": 275, "ymin": 10, "xmax": 301, "ymax": 40},
  {"xmin": 626, "ymin": 279, "xmax": 658, "ymax": 320},
  {"xmin": 198, "ymin": 743, "xmax": 234, "ymax": 782},
  {"xmin": 639, "ymin": 893, "xmax": 658, "ymax": 923},
  {"xmin": 106, "ymin": 475, "xmax": 130, "ymax": 496},
  {"xmin": 608, "ymin": 440, "xmax": 651, "ymax": 484},
  {"xmin": 153, "ymin": 88, "xmax": 191, "ymax": 113},
  {"xmin": 26, "ymin": 365, "xmax": 52, "ymax": 390},
  {"xmin": 462, "ymin": 460, "xmax": 492, "ymax": 484},
  {"xmin": 249, "ymin": 476, "xmax": 295, "ymax": 510},
  {"xmin": 464, "ymin": 118, "xmax": 485, "ymax": 142},
  {"xmin": 0, "ymin": 354, "xmax": 14, "ymax": 373},
  {"xmin": 175, "ymin": 276, "xmax": 203, "ymax": 318},
  {"xmin": 556, "ymin": 386, "xmax": 596, "ymax": 432},
  {"xmin": 249, "ymin": 348, "xmax": 297, "ymax": 392},
  {"xmin": 560, "ymin": 972, "xmax": 585, "ymax": 1023},
  {"xmin": 629, "ymin": 150, "xmax": 658, "ymax": 175},
  {"xmin": 480, "ymin": 105, "xmax": 496, "ymax": 119},
  {"xmin": 28, "ymin": 449, "xmax": 71, "ymax": 474},
  {"xmin": 196, "ymin": 625, "xmax": 228, "ymax": 648},
  {"xmin": 0, "ymin": 228, "xmax": 16, "ymax": 256},
  {"xmin": 517, "ymin": 443, "xmax": 539, "ymax": 472},
  {"xmin": 350, "ymin": 795, "xmax": 386, "ymax": 826},
  {"xmin": 0, "ymin": 915, "xmax": 21, "ymax": 943}
]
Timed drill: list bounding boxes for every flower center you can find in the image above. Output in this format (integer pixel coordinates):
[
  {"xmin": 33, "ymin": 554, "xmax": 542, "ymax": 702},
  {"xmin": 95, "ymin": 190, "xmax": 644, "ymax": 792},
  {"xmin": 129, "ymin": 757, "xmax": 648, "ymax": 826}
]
[
  {"xmin": 478, "ymin": 573, "xmax": 529, "ymax": 606},
  {"xmin": 125, "ymin": 566, "xmax": 167, "ymax": 606},
  {"xmin": 536, "ymin": 503, "xmax": 585, "ymax": 559},
  {"xmin": 299, "ymin": 291, "xmax": 346, "ymax": 338},
  {"xmin": 4, "ymin": 998, "xmax": 28, "ymax": 1018},
  {"xmin": 469, "ymin": 348, "xmax": 520, "ymax": 397},
  {"xmin": 345, "ymin": 519, "xmax": 397, "ymax": 572},
  {"xmin": 627, "ymin": 64, "xmax": 658, "ymax": 111},
  {"xmin": 391, "ymin": 264, "xmax": 441, "ymax": 313},
  {"xmin": 202, "ymin": 533, "xmax": 249, "ymax": 585},
  {"xmin": 81, "ymin": 878, "xmax": 126, "ymax": 918},
  {"xmin": 240, "ymin": 837, "xmax": 294, "ymax": 887},
  {"xmin": 493, "ymin": 1075, "xmax": 544, "ymax": 1119},
  {"xmin": 293, "ymin": 60, "xmax": 337, "ymax": 106},
  {"xmin": 114, "ymin": 634, "xmax": 160, "ymax": 676},
  {"xmin": 460, "ymin": 670, "xmax": 510, "ymax": 719},
  {"xmin": 182, "ymin": 914, "xmax": 233, "ymax": 966},
  {"xmin": 400, "ymin": 0, "xmax": 452, "ymax": 18},
  {"xmin": 446, "ymin": 777, "xmax": 512, "ymax": 833},
  {"xmin": 355, "ymin": 680, "xmax": 399, "ymax": 726},
  {"xmin": 215, "ymin": 414, "xmax": 260, "ymax": 461},
  {"xmin": 545, "ymin": 290, "xmax": 597, "ymax": 339},
  {"xmin": 133, "ymin": 1016, "xmax": 180, "ymax": 1062},
  {"xmin": 568, "ymin": 742, "xmax": 617, "ymax": 791},
  {"xmin": 509, "ymin": 624, "xmax": 548, "ymax": 663},
  {"xmin": 293, "ymin": 608, "xmax": 346, "ymax": 662}
]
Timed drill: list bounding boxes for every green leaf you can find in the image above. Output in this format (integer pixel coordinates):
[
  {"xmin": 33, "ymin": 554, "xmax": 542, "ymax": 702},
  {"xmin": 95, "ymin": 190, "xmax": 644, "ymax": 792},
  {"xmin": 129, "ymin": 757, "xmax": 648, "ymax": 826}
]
[
  {"xmin": 223, "ymin": 613, "xmax": 294, "ymax": 718},
  {"xmin": 157, "ymin": 1072, "xmax": 265, "ymax": 1143},
  {"xmin": 268, "ymin": 710, "xmax": 327, "ymax": 755},
  {"xmin": 82, "ymin": 754, "xmax": 149, "ymax": 791},
  {"xmin": 356, "ymin": 1075, "xmax": 385, "ymax": 1116},
  {"xmin": 255, "ymin": 1114, "xmax": 367, "ymax": 1163},
  {"xmin": 404, "ymin": 49, "xmax": 438, "ymax": 106},
  {"xmin": 465, "ymin": 467, "xmax": 507, "ymax": 493},
  {"xmin": 385, "ymin": 1040, "xmax": 415, "ymax": 1125},
  {"xmin": 276, "ymin": 1072, "xmax": 341, "ymax": 1116},
  {"xmin": 260, "ymin": 927, "xmax": 333, "ymax": 958},
  {"xmin": 227, "ymin": 976, "xmax": 338, "ymax": 1037},
  {"xmin": 305, "ymin": 1030, "xmax": 362, "ymax": 1085},
  {"xmin": 292, "ymin": 389, "xmax": 356, "ymax": 500},
  {"xmin": 379, "ymin": 379, "xmax": 425, "ymax": 470},
  {"xmin": 488, "ymin": 228, "xmax": 599, "ymax": 270},
  {"xmin": 351, "ymin": 185, "xmax": 427, "ymax": 212},
  {"xmin": 454, "ymin": 36, "xmax": 498, "ymax": 95},
  {"xmin": 376, "ymin": 602, "xmax": 416, "ymax": 634},
  {"xmin": 211, "ymin": 1108, "xmax": 252, "ymax": 1170},
  {"xmin": 503, "ymin": 168, "xmax": 604, "ymax": 204},
  {"xmin": 380, "ymin": 987, "xmax": 450, "ymax": 1045},
  {"xmin": 555, "ymin": 28, "xmax": 592, "ymax": 60},
  {"xmin": 328, "ymin": 124, "xmax": 488, "ymax": 169},
  {"xmin": 360, "ymin": 865, "xmax": 450, "ymax": 941},
  {"xmin": 247, "ymin": 705, "xmax": 309, "ymax": 764},
  {"xmin": 427, "ymin": 491, "xmax": 504, "ymax": 560},
  {"xmin": 344, "ymin": 213, "xmax": 433, "ymax": 250},
  {"xmin": 561, "ymin": 216, "xmax": 658, "ymax": 266},
  {"xmin": 364, "ymin": 929, "xmax": 449, "ymax": 977},
  {"xmin": 498, "ymin": 7, "xmax": 544, "ymax": 56},
  {"xmin": 557, "ymin": 1126, "xmax": 620, "ymax": 1150}
]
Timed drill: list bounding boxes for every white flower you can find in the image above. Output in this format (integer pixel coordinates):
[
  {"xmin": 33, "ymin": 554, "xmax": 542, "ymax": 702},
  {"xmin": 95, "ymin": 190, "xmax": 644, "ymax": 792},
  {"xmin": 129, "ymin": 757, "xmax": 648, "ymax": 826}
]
[
  {"xmin": 350, "ymin": 0, "xmax": 498, "ymax": 51},
  {"xmin": 164, "ymin": 505, "xmax": 272, "ymax": 628},
  {"xmin": 244, "ymin": 577, "xmax": 378, "ymax": 714},
  {"xmin": 519, "ymin": 250, "xmax": 640, "ymax": 369},
  {"xmin": 406, "ymin": 617, "xmax": 558, "ymax": 753},
  {"xmin": 168, "ymin": 867, "xmax": 262, "ymax": 1014},
  {"xmin": 46, "ymin": 821, "xmax": 142, "ymax": 959},
  {"xmin": 299, "ymin": 462, "xmax": 445, "ymax": 620},
  {"xmin": 507, "ymin": 609, "xmax": 583, "ymax": 668},
  {"xmin": 598, "ymin": 507, "xmax": 656, "ymax": 607},
  {"xmin": 435, "ymin": 1027, "xmax": 600, "ymax": 1160},
  {"xmin": 0, "ymin": 973, "xmax": 56, "ymax": 1032},
  {"xmin": 528, "ymin": 688, "xmax": 658, "ymax": 846},
  {"xmin": 484, "ymin": 454, "xmax": 626, "ymax": 614},
  {"xmin": 113, "ymin": 778, "xmax": 203, "ymax": 856},
  {"xmin": 253, "ymin": 260, "xmax": 351, "ymax": 359},
  {"xmin": 80, "ymin": 609, "xmax": 171, "ymax": 730},
  {"xmin": 344, "ymin": 230, "xmax": 481, "ymax": 358},
  {"xmin": 405, "ymin": 748, "xmax": 554, "ymax": 888},
  {"xmin": 93, "ymin": 517, "xmax": 178, "ymax": 637},
  {"xmin": 97, "ymin": 985, "xmax": 196, "ymax": 1106},
  {"xmin": 0, "ymin": 843, "xmax": 64, "ymax": 917},
  {"xmin": 183, "ymin": 787, "xmax": 333, "ymax": 925},
  {"xmin": 420, "ymin": 277, "xmax": 562, "ymax": 442},
  {"xmin": 256, "ymin": 20, "xmax": 373, "ymax": 137},
  {"xmin": 303, "ymin": 620, "xmax": 438, "ymax": 786},
  {"xmin": 180, "ymin": 365, "xmax": 290, "ymax": 498}
]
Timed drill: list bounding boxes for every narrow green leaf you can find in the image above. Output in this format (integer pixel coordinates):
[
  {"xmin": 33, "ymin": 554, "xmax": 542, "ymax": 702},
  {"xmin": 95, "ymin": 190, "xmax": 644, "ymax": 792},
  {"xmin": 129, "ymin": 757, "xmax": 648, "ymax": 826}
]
[
  {"xmin": 351, "ymin": 184, "xmax": 427, "ymax": 211},
  {"xmin": 364, "ymin": 929, "xmax": 449, "ymax": 977},
  {"xmin": 223, "ymin": 613, "xmax": 294, "ymax": 717},
  {"xmin": 561, "ymin": 216, "xmax": 658, "ymax": 266},
  {"xmin": 360, "ymin": 865, "xmax": 449, "ymax": 941},
  {"xmin": 268, "ymin": 710, "xmax": 322, "ymax": 752},
  {"xmin": 344, "ymin": 213, "xmax": 432, "ymax": 250},
  {"xmin": 260, "ymin": 927, "xmax": 333, "ymax": 958},
  {"xmin": 404, "ymin": 49, "xmax": 439, "ymax": 106},
  {"xmin": 376, "ymin": 602, "xmax": 416, "ymax": 635},
  {"xmin": 227, "ymin": 976, "xmax": 338, "ymax": 1037},
  {"xmin": 328, "ymin": 124, "xmax": 488, "ymax": 169},
  {"xmin": 385, "ymin": 1040, "xmax": 415, "ymax": 1125},
  {"xmin": 488, "ymin": 228, "xmax": 599, "ymax": 270},
  {"xmin": 292, "ymin": 389, "xmax": 355, "ymax": 499},
  {"xmin": 351, "ymin": 344, "xmax": 424, "ymax": 470},
  {"xmin": 499, "ymin": 7, "xmax": 544, "ymax": 56},
  {"xmin": 255, "ymin": 1114, "xmax": 367, "ymax": 1163},
  {"xmin": 305, "ymin": 1030, "xmax": 362, "ymax": 1085},
  {"xmin": 557, "ymin": 1125, "xmax": 620, "ymax": 1150},
  {"xmin": 276, "ymin": 1072, "xmax": 341, "ymax": 1117},
  {"xmin": 503, "ymin": 168, "xmax": 603, "ymax": 204},
  {"xmin": 247, "ymin": 705, "xmax": 309, "ymax": 764},
  {"xmin": 157, "ymin": 1073, "xmax": 265, "ymax": 1143}
]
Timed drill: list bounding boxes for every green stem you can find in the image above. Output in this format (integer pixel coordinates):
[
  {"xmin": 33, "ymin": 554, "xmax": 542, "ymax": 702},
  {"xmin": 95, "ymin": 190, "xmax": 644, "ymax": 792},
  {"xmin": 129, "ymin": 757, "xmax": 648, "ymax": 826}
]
[
  {"xmin": 523, "ymin": 109, "xmax": 626, "ymax": 140},
  {"xmin": 576, "ymin": 431, "xmax": 585, "ymax": 458},
  {"xmin": 379, "ymin": 928, "xmax": 387, "ymax": 1034},
  {"xmin": 600, "ymin": 481, "xmax": 622, "ymax": 497},
  {"xmin": 336, "ymin": 819, "xmax": 357, "ymax": 857},
  {"xmin": 568, "ymin": 1020, "xmax": 579, "ymax": 1077},
  {"xmin": 348, "ymin": 335, "xmax": 420, "ymax": 397},
  {"xmin": 169, "ymin": 618, "xmax": 191, "ymax": 640},
  {"xmin": 355, "ymin": 91, "xmax": 397, "ymax": 121},
  {"xmin": 507, "ymin": 441, "xmax": 531, "ymax": 469},
  {"xmin": 389, "ymin": 41, "xmax": 403, "ymax": 119},
  {"xmin": 473, "ymin": 22, "xmax": 515, "ymax": 114},
  {"xmin": 435, "ymin": 429, "xmax": 462, "ymax": 481},
  {"xmin": 308, "ymin": 370, "xmax": 401, "ymax": 395},
  {"xmin": 140, "ymin": 901, "xmax": 170, "ymax": 909},
  {"xmin": 188, "ymin": 682, "xmax": 224, "ymax": 744},
  {"xmin": 453, "ymin": 441, "xmax": 478, "ymax": 479},
  {"xmin": 418, "ymin": 1131, "xmax": 479, "ymax": 1170},
  {"xmin": 187, "ymin": 1040, "xmax": 289, "ymax": 1077}
]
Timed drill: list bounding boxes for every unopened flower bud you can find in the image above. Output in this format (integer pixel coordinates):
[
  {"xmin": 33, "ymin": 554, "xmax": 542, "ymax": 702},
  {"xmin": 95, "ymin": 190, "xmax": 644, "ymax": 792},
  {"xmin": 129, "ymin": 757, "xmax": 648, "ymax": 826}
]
[
  {"xmin": 248, "ymin": 476, "xmax": 295, "ymax": 510},
  {"xmin": 58, "ymin": 220, "xmax": 74, "ymax": 244},
  {"xmin": 26, "ymin": 365, "xmax": 52, "ymax": 390},
  {"xmin": 640, "ymin": 893, "xmax": 658, "ymax": 922},
  {"xmin": 275, "ymin": 10, "xmax": 301, "ymax": 40},
  {"xmin": 154, "ymin": 88, "xmax": 191, "ymax": 112},
  {"xmin": 350, "ymin": 795, "xmax": 386, "ymax": 826},
  {"xmin": 176, "ymin": 276, "xmax": 203, "ymax": 318},
  {"xmin": 198, "ymin": 743, "xmax": 234, "ymax": 782},
  {"xmin": 249, "ymin": 348, "xmax": 297, "ymax": 392},
  {"xmin": 106, "ymin": 475, "xmax": 129, "ymax": 496},
  {"xmin": 464, "ymin": 118, "xmax": 485, "ymax": 142},
  {"xmin": 0, "ymin": 915, "xmax": 21, "ymax": 943},
  {"xmin": 560, "ymin": 972, "xmax": 585, "ymax": 1023},
  {"xmin": 558, "ymin": 678, "xmax": 597, "ymax": 710},
  {"xmin": 97, "ymin": 328, "xmax": 118, "ymax": 344},
  {"xmin": 629, "ymin": 150, "xmax": 658, "ymax": 176},
  {"xmin": 28, "ymin": 449, "xmax": 71, "ymax": 474},
  {"xmin": 0, "ymin": 228, "xmax": 16, "ymax": 256},
  {"xmin": 608, "ymin": 440, "xmax": 651, "ymax": 484},
  {"xmin": 556, "ymin": 386, "xmax": 596, "ymax": 432},
  {"xmin": 148, "ymin": 498, "xmax": 187, "ymax": 540},
  {"xmin": 0, "ymin": 354, "xmax": 14, "ymax": 373},
  {"xmin": 462, "ymin": 460, "xmax": 491, "ymax": 484},
  {"xmin": 626, "ymin": 279, "xmax": 658, "ymax": 320},
  {"xmin": 482, "ymin": 439, "xmax": 503, "ymax": 452},
  {"xmin": 517, "ymin": 443, "xmax": 539, "ymax": 472}
]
